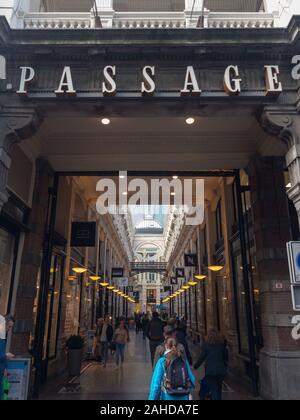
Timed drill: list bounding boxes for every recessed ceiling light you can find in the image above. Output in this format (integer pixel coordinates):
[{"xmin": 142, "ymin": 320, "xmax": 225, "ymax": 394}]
[
  {"xmin": 101, "ymin": 118, "xmax": 111, "ymax": 125},
  {"xmin": 172, "ymin": 175, "xmax": 179, "ymax": 179},
  {"xmin": 122, "ymin": 191, "xmax": 128, "ymax": 196},
  {"xmin": 186, "ymin": 117, "xmax": 195, "ymax": 125},
  {"xmin": 170, "ymin": 192, "xmax": 176, "ymax": 196}
]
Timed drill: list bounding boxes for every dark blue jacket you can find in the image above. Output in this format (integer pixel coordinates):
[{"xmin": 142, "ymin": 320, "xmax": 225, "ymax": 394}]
[
  {"xmin": 0, "ymin": 338, "xmax": 7, "ymax": 367},
  {"xmin": 194, "ymin": 343, "xmax": 228, "ymax": 377}
]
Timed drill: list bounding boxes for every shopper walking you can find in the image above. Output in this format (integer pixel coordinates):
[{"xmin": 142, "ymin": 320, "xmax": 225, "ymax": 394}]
[
  {"xmin": 175, "ymin": 321, "xmax": 193, "ymax": 366},
  {"xmin": 194, "ymin": 330, "xmax": 228, "ymax": 401},
  {"xmin": 0, "ymin": 315, "xmax": 15, "ymax": 401},
  {"xmin": 100, "ymin": 316, "xmax": 114, "ymax": 367},
  {"xmin": 113, "ymin": 319, "xmax": 130, "ymax": 368},
  {"xmin": 147, "ymin": 312, "xmax": 164, "ymax": 366},
  {"xmin": 153, "ymin": 325, "xmax": 187, "ymax": 368},
  {"xmin": 141, "ymin": 314, "xmax": 149, "ymax": 340},
  {"xmin": 148, "ymin": 338, "xmax": 195, "ymax": 401}
]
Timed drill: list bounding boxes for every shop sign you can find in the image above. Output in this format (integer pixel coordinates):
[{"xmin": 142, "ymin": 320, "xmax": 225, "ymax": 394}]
[
  {"xmin": 6, "ymin": 358, "xmax": 31, "ymax": 400},
  {"xmin": 1, "ymin": 54, "xmax": 300, "ymax": 97},
  {"xmin": 111, "ymin": 267, "xmax": 124, "ymax": 278},
  {"xmin": 116, "ymin": 277, "xmax": 128, "ymax": 287},
  {"xmin": 176, "ymin": 268, "xmax": 185, "ymax": 280},
  {"xmin": 170, "ymin": 277, "xmax": 178, "ymax": 285},
  {"xmin": 71, "ymin": 222, "xmax": 96, "ymax": 248},
  {"xmin": 184, "ymin": 253, "xmax": 198, "ymax": 267}
]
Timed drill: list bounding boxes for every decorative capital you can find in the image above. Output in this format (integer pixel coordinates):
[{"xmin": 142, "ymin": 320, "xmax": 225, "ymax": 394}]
[
  {"xmin": 0, "ymin": 106, "xmax": 42, "ymax": 152},
  {"xmin": 260, "ymin": 105, "xmax": 300, "ymax": 149}
]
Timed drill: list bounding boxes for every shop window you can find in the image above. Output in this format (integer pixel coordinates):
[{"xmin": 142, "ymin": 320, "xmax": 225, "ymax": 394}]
[
  {"xmin": 30, "ymin": 252, "xmax": 64, "ymax": 361},
  {"xmin": 0, "ymin": 225, "xmax": 18, "ymax": 314},
  {"xmin": 215, "ymin": 200, "xmax": 223, "ymax": 243},
  {"xmin": 232, "ymin": 253, "xmax": 250, "ymax": 355}
]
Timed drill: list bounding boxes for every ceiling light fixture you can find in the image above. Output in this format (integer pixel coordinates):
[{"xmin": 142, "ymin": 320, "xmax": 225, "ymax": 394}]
[
  {"xmin": 89, "ymin": 276, "xmax": 101, "ymax": 281},
  {"xmin": 101, "ymin": 118, "xmax": 111, "ymax": 125},
  {"xmin": 195, "ymin": 274, "xmax": 207, "ymax": 280},
  {"xmin": 188, "ymin": 281, "xmax": 198, "ymax": 286},
  {"xmin": 208, "ymin": 266, "xmax": 224, "ymax": 272},
  {"xmin": 72, "ymin": 267, "xmax": 88, "ymax": 274},
  {"xmin": 186, "ymin": 117, "xmax": 195, "ymax": 125}
]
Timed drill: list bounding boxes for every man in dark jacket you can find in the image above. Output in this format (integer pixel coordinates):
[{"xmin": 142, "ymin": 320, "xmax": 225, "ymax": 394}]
[
  {"xmin": 0, "ymin": 315, "xmax": 15, "ymax": 400},
  {"xmin": 147, "ymin": 312, "xmax": 164, "ymax": 366}
]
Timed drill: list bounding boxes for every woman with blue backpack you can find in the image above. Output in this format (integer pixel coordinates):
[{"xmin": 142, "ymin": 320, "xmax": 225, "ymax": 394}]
[{"xmin": 148, "ymin": 337, "xmax": 195, "ymax": 400}]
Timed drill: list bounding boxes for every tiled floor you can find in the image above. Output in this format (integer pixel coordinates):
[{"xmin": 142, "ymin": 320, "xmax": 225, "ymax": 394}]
[{"xmin": 40, "ymin": 331, "xmax": 257, "ymax": 400}]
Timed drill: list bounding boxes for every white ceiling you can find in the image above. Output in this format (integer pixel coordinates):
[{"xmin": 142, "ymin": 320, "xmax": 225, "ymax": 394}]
[{"xmin": 22, "ymin": 107, "xmax": 285, "ymax": 173}]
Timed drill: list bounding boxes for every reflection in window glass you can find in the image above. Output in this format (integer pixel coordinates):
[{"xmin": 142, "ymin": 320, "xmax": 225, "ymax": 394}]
[
  {"xmin": 233, "ymin": 254, "xmax": 250, "ymax": 355},
  {"xmin": 0, "ymin": 227, "xmax": 16, "ymax": 314}
]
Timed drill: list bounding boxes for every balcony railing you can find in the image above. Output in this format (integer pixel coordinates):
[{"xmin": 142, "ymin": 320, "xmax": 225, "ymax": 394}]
[{"xmin": 21, "ymin": 11, "xmax": 275, "ymax": 30}]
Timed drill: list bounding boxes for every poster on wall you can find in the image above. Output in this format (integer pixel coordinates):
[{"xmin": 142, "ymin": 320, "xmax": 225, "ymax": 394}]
[{"xmin": 6, "ymin": 358, "xmax": 31, "ymax": 400}]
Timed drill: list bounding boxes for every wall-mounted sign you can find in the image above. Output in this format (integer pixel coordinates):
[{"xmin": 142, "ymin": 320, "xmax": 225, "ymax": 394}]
[
  {"xmin": 6, "ymin": 358, "xmax": 31, "ymax": 400},
  {"xmin": 176, "ymin": 268, "xmax": 185, "ymax": 280},
  {"xmin": 287, "ymin": 242, "xmax": 300, "ymax": 311},
  {"xmin": 170, "ymin": 277, "xmax": 178, "ymax": 285},
  {"xmin": 71, "ymin": 222, "xmax": 96, "ymax": 248},
  {"xmin": 112, "ymin": 268, "xmax": 124, "ymax": 278},
  {"xmin": 184, "ymin": 254, "xmax": 198, "ymax": 267},
  {"xmin": 11, "ymin": 62, "xmax": 289, "ymax": 98},
  {"xmin": 116, "ymin": 277, "xmax": 128, "ymax": 287}
]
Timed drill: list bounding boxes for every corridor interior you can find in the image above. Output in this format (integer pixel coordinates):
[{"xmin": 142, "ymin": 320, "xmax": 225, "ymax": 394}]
[
  {"xmin": 28, "ymin": 169, "xmax": 290, "ymax": 401},
  {"xmin": 40, "ymin": 331, "xmax": 256, "ymax": 400}
]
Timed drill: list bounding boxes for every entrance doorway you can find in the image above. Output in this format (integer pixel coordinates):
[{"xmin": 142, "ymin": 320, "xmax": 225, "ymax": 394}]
[{"xmin": 30, "ymin": 169, "xmax": 268, "ymax": 397}]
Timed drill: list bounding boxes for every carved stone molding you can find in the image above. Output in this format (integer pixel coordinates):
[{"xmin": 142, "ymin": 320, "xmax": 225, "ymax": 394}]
[
  {"xmin": 261, "ymin": 105, "xmax": 300, "ymax": 224},
  {"xmin": 260, "ymin": 105, "xmax": 300, "ymax": 149},
  {"xmin": 0, "ymin": 106, "xmax": 42, "ymax": 211}
]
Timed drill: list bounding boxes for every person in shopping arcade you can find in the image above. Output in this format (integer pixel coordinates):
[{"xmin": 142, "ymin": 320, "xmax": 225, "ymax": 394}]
[
  {"xmin": 146, "ymin": 312, "xmax": 165, "ymax": 366},
  {"xmin": 141, "ymin": 313, "xmax": 150, "ymax": 340},
  {"xmin": 0, "ymin": 315, "xmax": 15, "ymax": 401},
  {"xmin": 194, "ymin": 329, "xmax": 228, "ymax": 401},
  {"xmin": 175, "ymin": 320, "xmax": 193, "ymax": 366},
  {"xmin": 93, "ymin": 316, "xmax": 114, "ymax": 367},
  {"xmin": 153, "ymin": 325, "xmax": 187, "ymax": 368},
  {"xmin": 113, "ymin": 319, "xmax": 130, "ymax": 369},
  {"xmin": 148, "ymin": 337, "xmax": 195, "ymax": 401}
]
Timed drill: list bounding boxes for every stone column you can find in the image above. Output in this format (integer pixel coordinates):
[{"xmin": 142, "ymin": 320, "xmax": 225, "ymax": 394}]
[
  {"xmin": 0, "ymin": 106, "xmax": 41, "ymax": 213},
  {"xmin": 257, "ymin": 107, "xmax": 300, "ymax": 399},
  {"xmin": 92, "ymin": 0, "xmax": 115, "ymax": 29},
  {"xmin": 184, "ymin": 0, "xmax": 203, "ymax": 28}
]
